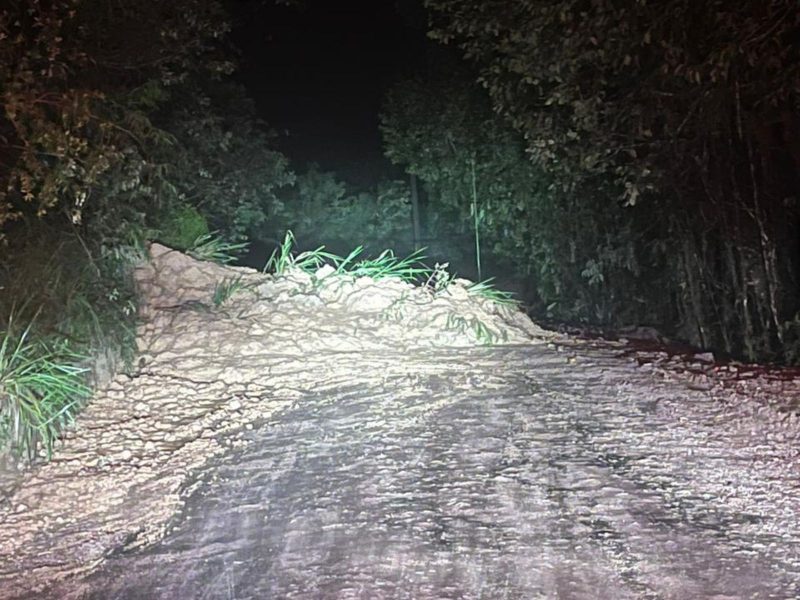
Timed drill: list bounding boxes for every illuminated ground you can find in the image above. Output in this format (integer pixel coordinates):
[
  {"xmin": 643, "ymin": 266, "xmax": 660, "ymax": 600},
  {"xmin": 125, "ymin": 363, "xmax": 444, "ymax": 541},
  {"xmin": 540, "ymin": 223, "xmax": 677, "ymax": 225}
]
[{"xmin": 1, "ymin": 246, "xmax": 799, "ymax": 599}]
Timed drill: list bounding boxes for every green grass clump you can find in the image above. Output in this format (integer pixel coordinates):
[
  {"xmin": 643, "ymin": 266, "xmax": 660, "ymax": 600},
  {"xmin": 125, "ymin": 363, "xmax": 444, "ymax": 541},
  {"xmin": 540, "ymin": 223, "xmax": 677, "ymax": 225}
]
[
  {"xmin": 466, "ymin": 279, "xmax": 519, "ymax": 306},
  {"xmin": 264, "ymin": 231, "xmax": 337, "ymax": 275},
  {"xmin": 263, "ymin": 231, "xmax": 519, "ymax": 310},
  {"xmin": 264, "ymin": 230, "xmax": 429, "ymax": 283},
  {"xmin": 0, "ymin": 315, "xmax": 91, "ymax": 459},
  {"xmin": 187, "ymin": 232, "xmax": 249, "ymax": 265},
  {"xmin": 213, "ymin": 275, "xmax": 247, "ymax": 307},
  {"xmin": 343, "ymin": 248, "xmax": 429, "ymax": 281}
]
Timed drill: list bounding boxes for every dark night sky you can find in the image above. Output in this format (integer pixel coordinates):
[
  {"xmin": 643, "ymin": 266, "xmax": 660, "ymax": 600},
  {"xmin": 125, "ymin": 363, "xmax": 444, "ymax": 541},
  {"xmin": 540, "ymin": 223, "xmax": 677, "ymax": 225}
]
[{"xmin": 228, "ymin": 0, "xmax": 429, "ymax": 186}]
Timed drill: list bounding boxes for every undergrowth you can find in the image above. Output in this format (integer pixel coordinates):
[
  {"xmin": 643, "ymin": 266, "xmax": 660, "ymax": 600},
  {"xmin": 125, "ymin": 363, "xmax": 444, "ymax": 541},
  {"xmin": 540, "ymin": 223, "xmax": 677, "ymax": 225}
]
[
  {"xmin": 0, "ymin": 314, "xmax": 91, "ymax": 459},
  {"xmin": 188, "ymin": 232, "xmax": 249, "ymax": 265},
  {"xmin": 0, "ymin": 223, "xmax": 141, "ymax": 460},
  {"xmin": 264, "ymin": 230, "xmax": 516, "ymax": 305}
]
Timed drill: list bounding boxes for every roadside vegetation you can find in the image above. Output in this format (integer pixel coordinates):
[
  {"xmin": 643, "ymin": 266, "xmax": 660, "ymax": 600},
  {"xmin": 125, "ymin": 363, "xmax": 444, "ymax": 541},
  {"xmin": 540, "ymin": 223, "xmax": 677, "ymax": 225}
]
[
  {"xmin": 264, "ymin": 230, "xmax": 514, "ymax": 306},
  {"xmin": 401, "ymin": 0, "xmax": 800, "ymax": 362}
]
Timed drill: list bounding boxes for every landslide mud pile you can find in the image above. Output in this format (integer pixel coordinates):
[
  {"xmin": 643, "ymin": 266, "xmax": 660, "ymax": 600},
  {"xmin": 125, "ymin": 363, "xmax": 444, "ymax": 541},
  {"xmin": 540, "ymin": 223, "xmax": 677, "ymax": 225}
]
[{"xmin": 0, "ymin": 243, "xmax": 551, "ymax": 598}]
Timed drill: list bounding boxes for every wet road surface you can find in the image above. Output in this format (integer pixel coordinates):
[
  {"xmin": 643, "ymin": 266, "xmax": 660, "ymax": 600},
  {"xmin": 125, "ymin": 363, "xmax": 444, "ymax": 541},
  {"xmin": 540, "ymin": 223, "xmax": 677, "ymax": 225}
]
[{"xmin": 65, "ymin": 345, "xmax": 800, "ymax": 599}]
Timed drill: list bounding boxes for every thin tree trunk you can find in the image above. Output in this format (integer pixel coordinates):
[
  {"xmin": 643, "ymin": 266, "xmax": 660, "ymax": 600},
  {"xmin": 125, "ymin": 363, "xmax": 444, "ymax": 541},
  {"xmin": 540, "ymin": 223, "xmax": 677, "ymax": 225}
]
[
  {"xmin": 682, "ymin": 237, "xmax": 707, "ymax": 349},
  {"xmin": 410, "ymin": 174, "xmax": 421, "ymax": 251}
]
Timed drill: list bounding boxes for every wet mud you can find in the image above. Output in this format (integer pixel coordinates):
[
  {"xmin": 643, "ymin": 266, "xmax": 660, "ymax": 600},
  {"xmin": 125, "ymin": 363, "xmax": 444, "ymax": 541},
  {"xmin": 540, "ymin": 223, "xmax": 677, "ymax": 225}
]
[{"xmin": 1, "ymin": 245, "xmax": 799, "ymax": 599}]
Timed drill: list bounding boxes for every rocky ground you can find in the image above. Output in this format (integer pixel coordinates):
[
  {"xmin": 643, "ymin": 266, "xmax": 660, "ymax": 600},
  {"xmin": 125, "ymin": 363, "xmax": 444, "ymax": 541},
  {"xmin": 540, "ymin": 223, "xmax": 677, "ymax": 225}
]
[{"xmin": 1, "ymin": 244, "xmax": 799, "ymax": 599}]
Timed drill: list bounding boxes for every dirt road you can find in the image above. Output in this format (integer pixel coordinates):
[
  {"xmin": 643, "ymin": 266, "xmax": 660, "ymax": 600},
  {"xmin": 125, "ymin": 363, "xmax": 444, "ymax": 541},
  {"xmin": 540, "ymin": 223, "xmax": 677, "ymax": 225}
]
[{"xmin": 1, "ymin": 245, "xmax": 799, "ymax": 599}]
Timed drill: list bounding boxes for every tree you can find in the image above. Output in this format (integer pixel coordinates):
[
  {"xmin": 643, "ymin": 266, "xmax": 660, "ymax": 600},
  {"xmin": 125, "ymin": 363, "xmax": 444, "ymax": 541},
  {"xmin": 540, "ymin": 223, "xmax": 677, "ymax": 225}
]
[
  {"xmin": 423, "ymin": 0, "xmax": 800, "ymax": 360},
  {"xmin": 150, "ymin": 81, "xmax": 294, "ymax": 243},
  {"xmin": 0, "ymin": 0, "xmax": 237, "ymax": 235},
  {"xmin": 264, "ymin": 164, "xmax": 414, "ymax": 257},
  {"xmin": 381, "ymin": 63, "xmax": 669, "ymax": 324}
]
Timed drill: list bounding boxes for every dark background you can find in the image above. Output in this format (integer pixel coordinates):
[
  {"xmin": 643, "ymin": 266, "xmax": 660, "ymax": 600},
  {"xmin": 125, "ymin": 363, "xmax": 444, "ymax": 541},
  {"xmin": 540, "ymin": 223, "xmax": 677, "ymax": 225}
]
[{"xmin": 228, "ymin": 0, "xmax": 429, "ymax": 186}]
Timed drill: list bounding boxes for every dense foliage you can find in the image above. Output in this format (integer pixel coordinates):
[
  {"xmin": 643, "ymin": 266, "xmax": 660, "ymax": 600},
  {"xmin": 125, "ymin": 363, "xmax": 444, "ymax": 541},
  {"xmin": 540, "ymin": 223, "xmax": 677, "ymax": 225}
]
[
  {"xmin": 263, "ymin": 165, "xmax": 414, "ymax": 257},
  {"xmin": 1, "ymin": 0, "xmax": 221, "ymax": 231},
  {"xmin": 151, "ymin": 81, "xmax": 294, "ymax": 243},
  {"xmin": 419, "ymin": 0, "xmax": 800, "ymax": 361},
  {"xmin": 0, "ymin": 0, "xmax": 294, "ymax": 245},
  {"xmin": 381, "ymin": 64, "xmax": 672, "ymax": 325}
]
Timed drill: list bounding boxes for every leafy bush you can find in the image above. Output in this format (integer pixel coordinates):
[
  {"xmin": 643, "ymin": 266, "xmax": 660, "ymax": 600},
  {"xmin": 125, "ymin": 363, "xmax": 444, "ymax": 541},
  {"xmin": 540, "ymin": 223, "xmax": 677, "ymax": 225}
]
[
  {"xmin": 154, "ymin": 204, "xmax": 210, "ymax": 251},
  {"xmin": 156, "ymin": 82, "xmax": 295, "ymax": 243},
  {"xmin": 265, "ymin": 166, "xmax": 413, "ymax": 257}
]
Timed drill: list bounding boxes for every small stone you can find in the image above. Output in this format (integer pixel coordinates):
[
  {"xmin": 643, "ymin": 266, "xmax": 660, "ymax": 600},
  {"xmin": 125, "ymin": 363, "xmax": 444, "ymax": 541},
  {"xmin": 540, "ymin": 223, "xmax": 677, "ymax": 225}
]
[
  {"xmin": 119, "ymin": 449, "xmax": 133, "ymax": 461},
  {"xmin": 229, "ymin": 399, "xmax": 242, "ymax": 411}
]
